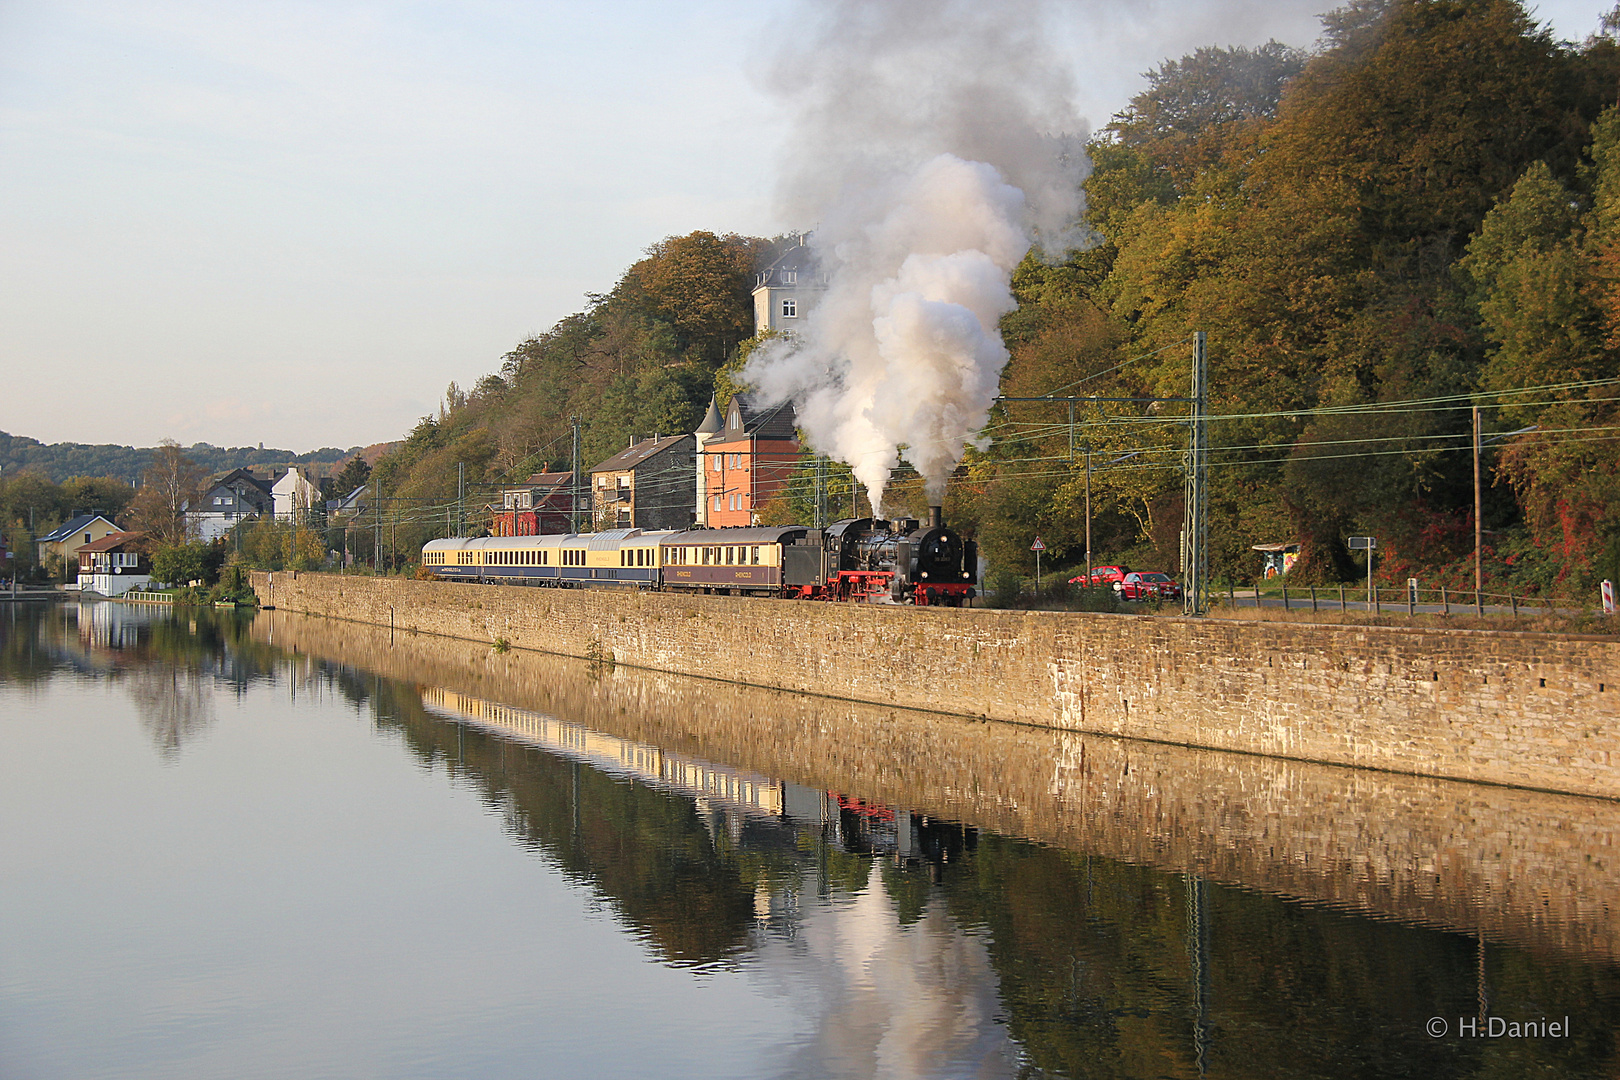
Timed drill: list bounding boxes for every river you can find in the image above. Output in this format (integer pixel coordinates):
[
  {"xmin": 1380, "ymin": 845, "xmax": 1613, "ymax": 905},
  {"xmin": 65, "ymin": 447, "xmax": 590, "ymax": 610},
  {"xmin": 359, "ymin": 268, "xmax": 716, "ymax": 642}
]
[{"xmin": 1, "ymin": 601, "xmax": 1616, "ymax": 1079}]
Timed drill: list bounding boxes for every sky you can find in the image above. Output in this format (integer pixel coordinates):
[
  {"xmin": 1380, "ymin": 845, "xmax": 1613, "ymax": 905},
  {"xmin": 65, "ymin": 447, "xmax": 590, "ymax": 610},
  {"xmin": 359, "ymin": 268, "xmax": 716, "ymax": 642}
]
[{"xmin": 1, "ymin": 0, "xmax": 1613, "ymax": 453}]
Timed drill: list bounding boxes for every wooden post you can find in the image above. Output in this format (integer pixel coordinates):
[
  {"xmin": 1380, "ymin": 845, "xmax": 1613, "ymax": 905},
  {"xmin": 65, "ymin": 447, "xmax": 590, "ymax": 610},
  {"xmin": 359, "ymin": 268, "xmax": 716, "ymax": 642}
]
[
  {"xmin": 1282, "ymin": 584, "xmax": 1290, "ymax": 612},
  {"xmin": 1339, "ymin": 583, "xmax": 1346, "ymax": 612},
  {"xmin": 1310, "ymin": 586, "xmax": 1318, "ymax": 612},
  {"xmin": 1441, "ymin": 586, "xmax": 1449, "ymax": 616}
]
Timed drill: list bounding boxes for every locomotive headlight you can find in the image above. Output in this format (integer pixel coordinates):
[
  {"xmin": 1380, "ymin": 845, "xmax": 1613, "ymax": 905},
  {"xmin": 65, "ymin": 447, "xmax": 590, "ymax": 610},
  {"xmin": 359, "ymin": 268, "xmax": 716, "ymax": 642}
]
[{"xmin": 920, "ymin": 571, "xmax": 928, "ymax": 578}]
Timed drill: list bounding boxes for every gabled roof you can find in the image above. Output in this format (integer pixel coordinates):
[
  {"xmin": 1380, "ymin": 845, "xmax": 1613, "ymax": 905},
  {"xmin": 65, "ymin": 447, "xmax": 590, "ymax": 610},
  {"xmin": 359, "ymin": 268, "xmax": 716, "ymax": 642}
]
[
  {"xmin": 209, "ymin": 467, "xmax": 272, "ymax": 495},
  {"xmin": 718, "ymin": 394, "xmax": 797, "ymax": 442},
  {"xmin": 325, "ymin": 485, "xmax": 368, "ymax": 513},
  {"xmin": 37, "ymin": 514, "xmax": 117, "ymax": 544},
  {"xmin": 78, "ymin": 530, "xmax": 145, "ymax": 553},
  {"xmin": 519, "ymin": 471, "xmax": 575, "ymax": 491},
  {"xmin": 754, "ymin": 238, "xmax": 821, "ymax": 290},
  {"xmin": 590, "ymin": 434, "xmax": 693, "ymax": 474}
]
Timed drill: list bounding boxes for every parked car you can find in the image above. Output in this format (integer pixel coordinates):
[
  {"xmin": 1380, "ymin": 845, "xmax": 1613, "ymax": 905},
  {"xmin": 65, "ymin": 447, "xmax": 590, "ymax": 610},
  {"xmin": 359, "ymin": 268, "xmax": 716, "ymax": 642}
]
[
  {"xmin": 1114, "ymin": 571, "xmax": 1183, "ymax": 601},
  {"xmin": 1070, "ymin": 564, "xmax": 1129, "ymax": 588}
]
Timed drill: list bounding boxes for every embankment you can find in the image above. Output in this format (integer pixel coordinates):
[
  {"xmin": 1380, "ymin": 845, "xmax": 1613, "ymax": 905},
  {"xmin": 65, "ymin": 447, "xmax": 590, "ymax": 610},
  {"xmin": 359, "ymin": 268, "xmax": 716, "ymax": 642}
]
[{"xmin": 252, "ymin": 571, "xmax": 1619, "ymax": 798}]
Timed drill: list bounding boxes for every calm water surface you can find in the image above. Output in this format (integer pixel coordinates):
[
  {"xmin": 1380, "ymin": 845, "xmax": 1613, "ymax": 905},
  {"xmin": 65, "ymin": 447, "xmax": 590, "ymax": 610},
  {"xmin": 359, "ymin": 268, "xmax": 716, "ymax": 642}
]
[{"xmin": 1, "ymin": 602, "xmax": 1617, "ymax": 1079}]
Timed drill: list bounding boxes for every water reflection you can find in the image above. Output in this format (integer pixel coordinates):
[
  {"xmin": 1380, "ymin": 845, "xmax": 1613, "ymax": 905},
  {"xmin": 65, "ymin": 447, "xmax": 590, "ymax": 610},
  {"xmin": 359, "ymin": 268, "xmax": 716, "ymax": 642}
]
[
  {"xmin": 6, "ymin": 602, "xmax": 284, "ymax": 759},
  {"xmin": 4, "ymin": 601, "xmax": 1618, "ymax": 1078}
]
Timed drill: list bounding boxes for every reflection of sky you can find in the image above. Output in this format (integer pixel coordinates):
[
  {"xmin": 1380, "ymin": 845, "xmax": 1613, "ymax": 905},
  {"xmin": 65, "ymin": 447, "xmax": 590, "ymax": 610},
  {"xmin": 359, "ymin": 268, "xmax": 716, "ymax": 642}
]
[
  {"xmin": 0, "ymin": 674, "xmax": 804, "ymax": 1079},
  {"xmin": 0, "ymin": 654, "xmax": 1030, "ymax": 1079},
  {"xmin": 752, "ymin": 877, "xmax": 1019, "ymax": 1080}
]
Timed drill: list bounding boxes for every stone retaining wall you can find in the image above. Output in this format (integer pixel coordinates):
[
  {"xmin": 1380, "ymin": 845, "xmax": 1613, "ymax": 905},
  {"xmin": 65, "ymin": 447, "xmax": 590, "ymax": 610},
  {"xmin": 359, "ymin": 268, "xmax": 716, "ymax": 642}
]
[
  {"xmin": 252, "ymin": 571, "xmax": 1620, "ymax": 798},
  {"xmin": 253, "ymin": 609, "xmax": 1620, "ymax": 963}
]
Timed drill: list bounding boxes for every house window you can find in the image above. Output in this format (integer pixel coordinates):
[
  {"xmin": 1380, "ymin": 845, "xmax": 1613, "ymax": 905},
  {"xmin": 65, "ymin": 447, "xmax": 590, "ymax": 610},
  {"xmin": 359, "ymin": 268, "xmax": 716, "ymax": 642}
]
[
  {"xmin": 783, "ymin": 270, "xmax": 797, "ymax": 285},
  {"xmin": 713, "ymin": 455, "xmax": 722, "ymax": 472},
  {"xmin": 781, "ymin": 298, "xmax": 797, "ymax": 318}
]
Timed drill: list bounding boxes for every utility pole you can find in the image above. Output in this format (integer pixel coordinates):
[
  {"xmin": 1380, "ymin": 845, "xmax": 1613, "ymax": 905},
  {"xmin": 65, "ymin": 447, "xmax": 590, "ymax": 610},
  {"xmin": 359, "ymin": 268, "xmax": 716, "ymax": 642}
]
[
  {"xmin": 1473, "ymin": 404, "xmax": 1483, "ymax": 607},
  {"xmin": 815, "ymin": 455, "xmax": 826, "ymax": 528},
  {"xmin": 373, "ymin": 480, "xmax": 381, "ymax": 571},
  {"xmin": 1085, "ymin": 447, "xmax": 1093, "ymax": 585},
  {"xmin": 576, "ymin": 414, "xmax": 589, "ymax": 531},
  {"xmin": 1182, "ymin": 331, "xmax": 1209, "ymax": 616}
]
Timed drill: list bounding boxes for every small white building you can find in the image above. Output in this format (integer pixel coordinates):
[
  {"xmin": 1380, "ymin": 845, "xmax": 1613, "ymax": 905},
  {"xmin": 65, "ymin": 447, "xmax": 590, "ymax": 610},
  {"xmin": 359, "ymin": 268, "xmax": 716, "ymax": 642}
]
[{"xmin": 272, "ymin": 468, "xmax": 320, "ymax": 522}]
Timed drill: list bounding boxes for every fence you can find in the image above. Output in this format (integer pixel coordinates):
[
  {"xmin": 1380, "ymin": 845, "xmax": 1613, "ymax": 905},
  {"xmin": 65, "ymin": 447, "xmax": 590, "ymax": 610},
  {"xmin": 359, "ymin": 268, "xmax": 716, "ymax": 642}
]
[{"xmin": 1220, "ymin": 581, "xmax": 1591, "ymax": 618}]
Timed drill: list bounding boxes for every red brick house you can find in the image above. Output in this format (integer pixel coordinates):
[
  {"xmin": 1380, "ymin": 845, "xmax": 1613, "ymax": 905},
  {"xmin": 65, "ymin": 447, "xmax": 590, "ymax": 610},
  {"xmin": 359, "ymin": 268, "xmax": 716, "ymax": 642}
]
[{"xmin": 490, "ymin": 472, "xmax": 577, "ymax": 536}]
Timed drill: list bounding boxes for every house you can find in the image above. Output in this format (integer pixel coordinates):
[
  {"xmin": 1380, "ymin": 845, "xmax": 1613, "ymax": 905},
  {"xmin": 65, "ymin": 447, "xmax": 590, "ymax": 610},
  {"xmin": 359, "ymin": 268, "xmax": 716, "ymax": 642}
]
[
  {"xmin": 490, "ymin": 472, "xmax": 577, "ymax": 536},
  {"xmin": 188, "ymin": 468, "xmax": 274, "ymax": 542},
  {"xmin": 751, "ymin": 236, "xmax": 825, "ymax": 336},
  {"xmin": 36, "ymin": 514, "xmax": 120, "ymax": 571},
  {"xmin": 590, "ymin": 435, "xmax": 696, "ymax": 531},
  {"xmin": 271, "ymin": 468, "xmax": 320, "ymax": 522},
  {"xmin": 76, "ymin": 531, "xmax": 152, "ymax": 596},
  {"xmin": 700, "ymin": 394, "xmax": 799, "ymax": 528},
  {"xmin": 325, "ymin": 484, "xmax": 369, "ymax": 519}
]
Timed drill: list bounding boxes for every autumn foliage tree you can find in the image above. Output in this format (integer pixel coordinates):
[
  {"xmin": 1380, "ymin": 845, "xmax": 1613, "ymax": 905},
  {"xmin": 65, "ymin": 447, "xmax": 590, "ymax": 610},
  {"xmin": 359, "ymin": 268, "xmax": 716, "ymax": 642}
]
[{"xmin": 127, "ymin": 442, "xmax": 205, "ymax": 548}]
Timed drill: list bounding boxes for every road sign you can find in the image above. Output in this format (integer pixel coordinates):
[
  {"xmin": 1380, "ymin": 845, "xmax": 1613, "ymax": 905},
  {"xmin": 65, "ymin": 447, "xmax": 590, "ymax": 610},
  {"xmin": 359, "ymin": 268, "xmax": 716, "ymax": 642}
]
[
  {"xmin": 1348, "ymin": 536, "xmax": 1377, "ymax": 550},
  {"xmin": 1030, "ymin": 537, "xmax": 1046, "ymax": 552}
]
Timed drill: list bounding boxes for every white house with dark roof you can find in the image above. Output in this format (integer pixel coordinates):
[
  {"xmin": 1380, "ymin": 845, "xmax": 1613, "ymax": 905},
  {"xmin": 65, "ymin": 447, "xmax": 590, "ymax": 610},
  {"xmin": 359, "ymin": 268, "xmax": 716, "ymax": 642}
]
[
  {"xmin": 751, "ymin": 235, "xmax": 825, "ymax": 337},
  {"xmin": 189, "ymin": 468, "xmax": 274, "ymax": 541}
]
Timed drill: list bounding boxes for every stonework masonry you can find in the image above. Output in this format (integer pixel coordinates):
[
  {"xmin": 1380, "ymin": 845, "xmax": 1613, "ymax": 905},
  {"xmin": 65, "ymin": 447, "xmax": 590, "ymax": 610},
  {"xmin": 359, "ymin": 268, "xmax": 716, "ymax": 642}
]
[
  {"xmin": 252, "ymin": 610, "xmax": 1620, "ymax": 964},
  {"xmin": 252, "ymin": 571, "xmax": 1620, "ymax": 798}
]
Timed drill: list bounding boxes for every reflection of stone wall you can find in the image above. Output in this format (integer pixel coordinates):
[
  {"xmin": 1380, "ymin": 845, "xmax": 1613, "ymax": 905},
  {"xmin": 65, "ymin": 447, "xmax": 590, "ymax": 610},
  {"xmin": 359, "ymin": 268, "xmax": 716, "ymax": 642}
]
[
  {"xmin": 252, "ymin": 611, "xmax": 1620, "ymax": 964},
  {"xmin": 250, "ymin": 573, "xmax": 1620, "ymax": 796}
]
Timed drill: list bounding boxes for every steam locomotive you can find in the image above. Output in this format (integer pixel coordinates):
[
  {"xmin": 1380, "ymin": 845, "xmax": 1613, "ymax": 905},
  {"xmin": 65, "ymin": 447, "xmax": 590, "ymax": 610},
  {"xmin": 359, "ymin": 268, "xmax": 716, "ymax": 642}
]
[{"xmin": 421, "ymin": 506, "xmax": 977, "ymax": 606}]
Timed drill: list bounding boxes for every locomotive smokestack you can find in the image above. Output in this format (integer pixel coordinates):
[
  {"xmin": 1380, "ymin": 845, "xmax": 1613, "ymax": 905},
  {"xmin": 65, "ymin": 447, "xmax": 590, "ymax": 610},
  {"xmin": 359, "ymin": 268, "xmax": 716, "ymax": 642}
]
[{"xmin": 929, "ymin": 505, "xmax": 943, "ymax": 529}]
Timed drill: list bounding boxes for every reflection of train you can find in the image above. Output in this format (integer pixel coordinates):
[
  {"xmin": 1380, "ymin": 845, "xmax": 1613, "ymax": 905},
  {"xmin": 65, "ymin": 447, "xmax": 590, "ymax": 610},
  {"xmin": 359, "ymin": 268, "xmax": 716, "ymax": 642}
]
[
  {"xmin": 423, "ymin": 685, "xmax": 977, "ymax": 868},
  {"xmin": 421, "ymin": 507, "xmax": 977, "ymax": 606}
]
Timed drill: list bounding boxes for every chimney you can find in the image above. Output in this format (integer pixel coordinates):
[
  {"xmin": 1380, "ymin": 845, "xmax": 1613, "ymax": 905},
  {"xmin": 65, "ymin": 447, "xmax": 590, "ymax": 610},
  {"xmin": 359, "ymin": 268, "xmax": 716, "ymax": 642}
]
[{"xmin": 929, "ymin": 506, "xmax": 943, "ymax": 529}]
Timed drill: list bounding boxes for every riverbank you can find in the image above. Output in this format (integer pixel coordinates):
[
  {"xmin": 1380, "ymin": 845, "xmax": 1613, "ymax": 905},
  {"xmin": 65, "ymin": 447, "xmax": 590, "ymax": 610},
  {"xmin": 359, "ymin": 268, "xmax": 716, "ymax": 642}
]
[{"xmin": 251, "ymin": 571, "xmax": 1620, "ymax": 799}]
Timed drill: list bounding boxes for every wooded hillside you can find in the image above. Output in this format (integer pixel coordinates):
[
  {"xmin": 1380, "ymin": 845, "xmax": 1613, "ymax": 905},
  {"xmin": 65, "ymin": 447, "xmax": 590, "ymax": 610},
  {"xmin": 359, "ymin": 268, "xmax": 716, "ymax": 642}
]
[{"xmin": 369, "ymin": 0, "xmax": 1620, "ymax": 596}]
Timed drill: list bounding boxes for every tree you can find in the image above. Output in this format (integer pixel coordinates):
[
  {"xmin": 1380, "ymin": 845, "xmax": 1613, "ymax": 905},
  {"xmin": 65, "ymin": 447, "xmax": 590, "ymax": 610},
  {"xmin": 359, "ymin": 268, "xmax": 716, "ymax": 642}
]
[
  {"xmin": 127, "ymin": 441, "xmax": 205, "ymax": 547},
  {"xmin": 334, "ymin": 454, "xmax": 371, "ymax": 496},
  {"xmin": 151, "ymin": 543, "xmax": 208, "ymax": 587},
  {"xmin": 60, "ymin": 476, "xmax": 133, "ymax": 519}
]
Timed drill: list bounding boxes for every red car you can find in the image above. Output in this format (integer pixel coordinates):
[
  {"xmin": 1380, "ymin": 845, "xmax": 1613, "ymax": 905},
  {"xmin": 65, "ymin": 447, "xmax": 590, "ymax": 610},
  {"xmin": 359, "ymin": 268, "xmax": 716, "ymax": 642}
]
[
  {"xmin": 1069, "ymin": 564, "xmax": 1129, "ymax": 588},
  {"xmin": 1114, "ymin": 571, "xmax": 1183, "ymax": 601}
]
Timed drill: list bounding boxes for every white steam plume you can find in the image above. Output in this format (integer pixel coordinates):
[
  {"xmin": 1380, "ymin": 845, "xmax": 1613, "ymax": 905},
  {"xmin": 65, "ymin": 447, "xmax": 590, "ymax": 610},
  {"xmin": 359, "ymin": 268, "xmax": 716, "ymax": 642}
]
[{"xmin": 744, "ymin": 0, "xmax": 1089, "ymax": 515}]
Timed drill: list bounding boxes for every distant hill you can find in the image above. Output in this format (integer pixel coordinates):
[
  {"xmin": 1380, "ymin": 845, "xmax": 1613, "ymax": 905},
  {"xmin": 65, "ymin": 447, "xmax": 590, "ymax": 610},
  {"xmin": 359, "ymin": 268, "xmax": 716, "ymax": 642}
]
[{"xmin": 0, "ymin": 431, "xmax": 372, "ymax": 484}]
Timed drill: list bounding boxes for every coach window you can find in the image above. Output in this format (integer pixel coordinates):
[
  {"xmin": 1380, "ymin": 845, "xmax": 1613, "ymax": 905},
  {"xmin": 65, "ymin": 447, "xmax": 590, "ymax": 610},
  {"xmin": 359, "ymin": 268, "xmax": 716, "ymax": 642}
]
[{"xmin": 751, "ymin": 546, "xmax": 760, "ymax": 565}]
